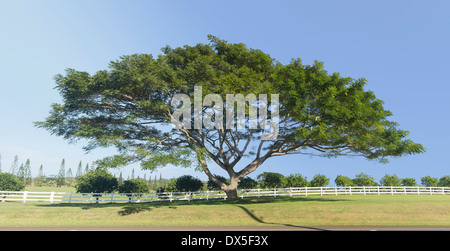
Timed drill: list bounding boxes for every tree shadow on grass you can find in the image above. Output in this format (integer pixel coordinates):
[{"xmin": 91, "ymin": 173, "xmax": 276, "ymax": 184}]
[
  {"xmin": 117, "ymin": 206, "xmax": 154, "ymax": 216},
  {"xmin": 118, "ymin": 205, "xmax": 178, "ymax": 216},
  {"xmin": 37, "ymin": 195, "xmax": 349, "ymax": 219},
  {"xmin": 235, "ymin": 205, "xmax": 330, "ymax": 231},
  {"xmin": 37, "ymin": 202, "xmax": 172, "ymax": 216}
]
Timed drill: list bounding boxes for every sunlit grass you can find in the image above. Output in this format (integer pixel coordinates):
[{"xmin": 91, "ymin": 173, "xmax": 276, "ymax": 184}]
[
  {"xmin": 25, "ymin": 186, "xmax": 76, "ymax": 193},
  {"xmin": 0, "ymin": 195, "xmax": 449, "ymax": 227}
]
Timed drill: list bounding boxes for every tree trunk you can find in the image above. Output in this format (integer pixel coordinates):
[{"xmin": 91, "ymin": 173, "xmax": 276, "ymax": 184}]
[
  {"xmin": 222, "ymin": 177, "xmax": 239, "ymax": 200},
  {"xmin": 224, "ymin": 187, "xmax": 239, "ymax": 200}
]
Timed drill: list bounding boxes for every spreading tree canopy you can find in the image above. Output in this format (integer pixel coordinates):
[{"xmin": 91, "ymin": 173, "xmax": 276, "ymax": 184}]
[{"xmin": 35, "ymin": 35, "xmax": 425, "ymax": 199}]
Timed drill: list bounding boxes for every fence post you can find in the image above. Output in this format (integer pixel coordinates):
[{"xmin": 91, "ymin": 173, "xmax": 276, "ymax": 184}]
[
  {"xmin": 12, "ymin": 186, "xmax": 448, "ymax": 205},
  {"xmin": 23, "ymin": 191, "xmax": 28, "ymax": 203},
  {"xmin": 50, "ymin": 191, "xmax": 55, "ymax": 203}
]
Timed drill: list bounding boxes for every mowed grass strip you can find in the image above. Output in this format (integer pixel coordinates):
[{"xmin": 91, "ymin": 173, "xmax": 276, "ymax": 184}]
[{"xmin": 0, "ymin": 195, "xmax": 449, "ymax": 227}]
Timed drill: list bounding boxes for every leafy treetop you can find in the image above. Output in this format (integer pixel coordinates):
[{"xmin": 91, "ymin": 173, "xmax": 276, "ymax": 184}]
[{"xmin": 36, "ymin": 35, "xmax": 425, "ymax": 199}]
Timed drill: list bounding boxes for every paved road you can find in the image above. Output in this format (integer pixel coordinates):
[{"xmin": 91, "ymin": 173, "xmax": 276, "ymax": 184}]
[{"xmin": 0, "ymin": 225, "xmax": 449, "ymax": 231}]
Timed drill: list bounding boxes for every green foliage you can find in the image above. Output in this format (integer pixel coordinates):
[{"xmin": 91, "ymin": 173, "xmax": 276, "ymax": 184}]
[
  {"xmin": 207, "ymin": 175, "xmax": 228, "ymax": 190},
  {"xmin": 400, "ymin": 178, "xmax": 417, "ymax": 186},
  {"xmin": 309, "ymin": 174, "xmax": 330, "ymax": 187},
  {"xmin": 379, "ymin": 174, "xmax": 402, "ymax": 186},
  {"xmin": 352, "ymin": 173, "xmax": 378, "ymax": 186},
  {"xmin": 118, "ymin": 179, "xmax": 150, "ymax": 194},
  {"xmin": 16, "ymin": 158, "xmax": 32, "ymax": 186},
  {"xmin": 35, "ymin": 35, "xmax": 425, "ymax": 198},
  {"xmin": 238, "ymin": 176, "xmax": 258, "ymax": 189},
  {"xmin": 56, "ymin": 159, "xmax": 65, "ymax": 187},
  {"xmin": 75, "ymin": 168, "xmax": 118, "ymax": 194},
  {"xmin": 438, "ymin": 175, "xmax": 450, "ymax": 187},
  {"xmin": 335, "ymin": 175, "xmax": 354, "ymax": 187},
  {"xmin": 163, "ymin": 179, "xmax": 178, "ymax": 192},
  {"xmin": 257, "ymin": 172, "xmax": 286, "ymax": 188},
  {"xmin": 0, "ymin": 172, "xmax": 25, "ymax": 191},
  {"xmin": 421, "ymin": 176, "xmax": 438, "ymax": 187},
  {"xmin": 167, "ymin": 175, "xmax": 204, "ymax": 192},
  {"xmin": 284, "ymin": 173, "xmax": 309, "ymax": 187}
]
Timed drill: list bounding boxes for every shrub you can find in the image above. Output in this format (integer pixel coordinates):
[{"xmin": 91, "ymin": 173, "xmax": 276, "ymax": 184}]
[
  {"xmin": 352, "ymin": 173, "xmax": 378, "ymax": 186},
  {"xmin": 438, "ymin": 175, "xmax": 450, "ymax": 187},
  {"xmin": 119, "ymin": 179, "xmax": 150, "ymax": 194},
  {"xmin": 285, "ymin": 174, "xmax": 308, "ymax": 187},
  {"xmin": 400, "ymin": 178, "xmax": 417, "ymax": 186},
  {"xmin": 335, "ymin": 175, "xmax": 353, "ymax": 187},
  {"xmin": 421, "ymin": 176, "xmax": 438, "ymax": 187},
  {"xmin": 164, "ymin": 178, "xmax": 178, "ymax": 192},
  {"xmin": 170, "ymin": 175, "xmax": 204, "ymax": 192},
  {"xmin": 75, "ymin": 168, "xmax": 118, "ymax": 195},
  {"xmin": 238, "ymin": 176, "xmax": 258, "ymax": 189},
  {"xmin": 257, "ymin": 172, "xmax": 286, "ymax": 188},
  {"xmin": 310, "ymin": 174, "xmax": 330, "ymax": 187},
  {"xmin": 0, "ymin": 172, "xmax": 25, "ymax": 191},
  {"xmin": 380, "ymin": 174, "xmax": 401, "ymax": 186}
]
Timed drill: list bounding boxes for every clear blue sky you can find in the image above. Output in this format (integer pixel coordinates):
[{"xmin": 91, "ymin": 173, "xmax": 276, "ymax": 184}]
[{"xmin": 0, "ymin": 0, "xmax": 449, "ymax": 184}]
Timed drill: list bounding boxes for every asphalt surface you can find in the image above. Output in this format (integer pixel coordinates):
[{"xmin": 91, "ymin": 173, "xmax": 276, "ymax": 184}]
[{"xmin": 0, "ymin": 225, "xmax": 449, "ymax": 231}]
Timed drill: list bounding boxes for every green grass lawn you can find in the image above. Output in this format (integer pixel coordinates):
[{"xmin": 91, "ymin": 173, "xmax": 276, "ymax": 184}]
[
  {"xmin": 25, "ymin": 186, "xmax": 77, "ymax": 193},
  {"xmin": 0, "ymin": 195, "xmax": 449, "ymax": 227}
]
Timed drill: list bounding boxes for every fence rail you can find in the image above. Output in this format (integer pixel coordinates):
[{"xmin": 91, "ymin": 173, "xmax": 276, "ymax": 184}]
[
  {"xmin": 0, "ymin": 191, "xmax": 66, "ymax": 203},
  {"xmin": 1, "ymin": 186, "xmax": 449, "ymax": 204}
]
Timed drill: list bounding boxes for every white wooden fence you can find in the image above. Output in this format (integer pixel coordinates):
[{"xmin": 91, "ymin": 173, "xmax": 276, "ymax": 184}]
[
  {"xmin": 1, "ymin": 186, "xmax": 449, "ymax": 204},
  {"xmin": 0, "ymin": 191, "xmax": 66, "ymax": 203}
]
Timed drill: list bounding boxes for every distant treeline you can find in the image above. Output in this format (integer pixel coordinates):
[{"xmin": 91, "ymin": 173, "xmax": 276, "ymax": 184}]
[
  {"xmin": 0, "ymin": 154, "xmax": 168, "ymax": 189},
  {"xmin": 164, "ymin": 172, "xmax": 450, "ymax": 192},
  {"xmin": 1, "ymin": 154, "xmax": 448, "ymax": 190},
  {"xmin": 244, "ymin": 172, "xmax": 449, "ymax": 188}
]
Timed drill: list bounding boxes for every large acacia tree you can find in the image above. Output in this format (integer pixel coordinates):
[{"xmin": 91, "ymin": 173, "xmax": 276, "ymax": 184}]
[{"xmin": 36, "ymin": 35, "xmax": 425, "ymax": 199}]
